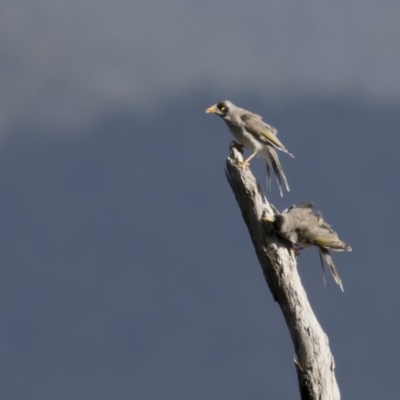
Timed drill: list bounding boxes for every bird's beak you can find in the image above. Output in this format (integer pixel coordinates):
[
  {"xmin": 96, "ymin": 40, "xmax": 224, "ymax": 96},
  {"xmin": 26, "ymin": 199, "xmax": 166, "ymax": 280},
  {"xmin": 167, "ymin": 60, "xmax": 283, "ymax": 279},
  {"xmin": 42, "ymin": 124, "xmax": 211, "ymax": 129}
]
[
  {"xmin": 262, "ymin": 214, "xmax": 275, "ymax": 223},
  {"xmin": 205, "ymin": 105, "xmax": 217, "ymax": 114}
]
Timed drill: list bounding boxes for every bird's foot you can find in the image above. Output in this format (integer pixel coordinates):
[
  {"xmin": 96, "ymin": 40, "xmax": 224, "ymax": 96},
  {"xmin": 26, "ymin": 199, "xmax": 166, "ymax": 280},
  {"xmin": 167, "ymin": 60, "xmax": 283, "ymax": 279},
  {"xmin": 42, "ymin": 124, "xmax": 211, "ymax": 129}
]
[
  {"xmin": 290, "ymin": 247, "xmax": 300, "ymax": 257},
  {"xmin": 291, "ymin": 246, "xmax": 304, "ymax": 257},
  {"xmin": 236, "ymin": 160, "xmax": 250, "ymax": 169}
]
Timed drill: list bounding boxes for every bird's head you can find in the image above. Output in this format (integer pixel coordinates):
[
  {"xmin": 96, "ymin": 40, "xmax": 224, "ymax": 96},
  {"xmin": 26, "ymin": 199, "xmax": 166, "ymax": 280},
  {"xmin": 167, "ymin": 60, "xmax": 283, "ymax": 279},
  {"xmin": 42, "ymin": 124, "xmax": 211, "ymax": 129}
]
[
  {"xmin": 263, "ymin": 213, "xmax": 285, "ymax": 231},
  {"xmin": 205, "ymin": 101, "xmax": 232, "ymax": 118}
]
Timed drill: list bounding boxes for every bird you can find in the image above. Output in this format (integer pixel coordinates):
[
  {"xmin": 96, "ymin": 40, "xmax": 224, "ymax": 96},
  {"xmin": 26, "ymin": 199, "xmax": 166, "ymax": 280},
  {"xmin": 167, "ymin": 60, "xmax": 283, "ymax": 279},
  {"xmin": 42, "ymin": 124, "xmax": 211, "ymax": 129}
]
[
  {"xmin": 206, "ymin": 100, "xmax": 294, "ymax": 196},
  {"xmin": 263, "ymin": 202, "xmax": 352, "ymax": 291}
]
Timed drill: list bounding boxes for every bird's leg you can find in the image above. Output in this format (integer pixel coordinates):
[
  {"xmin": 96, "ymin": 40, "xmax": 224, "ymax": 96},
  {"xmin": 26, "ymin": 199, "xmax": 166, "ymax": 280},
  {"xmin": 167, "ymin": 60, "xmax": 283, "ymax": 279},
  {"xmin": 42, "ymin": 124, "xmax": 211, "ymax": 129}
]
[
  {"xmin": 236, "ymin": 152, "xmax": 257, "ymax": 169},
  {"xmin": 290, "ymin": 247, "xmax": 299, "ymax": 257},
  {"xmin": 290, "ymin": 245, "xmax": 304, "ymax": 257}
]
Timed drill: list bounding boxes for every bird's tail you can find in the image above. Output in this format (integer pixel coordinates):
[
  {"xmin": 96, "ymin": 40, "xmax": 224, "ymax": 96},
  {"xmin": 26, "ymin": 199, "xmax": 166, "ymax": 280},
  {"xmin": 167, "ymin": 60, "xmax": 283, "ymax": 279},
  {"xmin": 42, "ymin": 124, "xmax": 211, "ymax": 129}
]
[
  {"xmin": 264, "ymin": 147, "xmax": 290, "ymax": 197},
  {"xmin": 319, "ymin": 247, "xmax": 344, "ymax": 292}
]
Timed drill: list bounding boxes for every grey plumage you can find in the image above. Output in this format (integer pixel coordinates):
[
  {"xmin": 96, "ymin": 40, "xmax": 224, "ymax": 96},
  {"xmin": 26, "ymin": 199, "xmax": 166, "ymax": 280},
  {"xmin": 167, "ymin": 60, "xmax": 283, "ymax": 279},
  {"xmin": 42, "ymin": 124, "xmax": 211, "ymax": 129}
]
[
  {"xmin": 206, "ymin": 100, "xmax": 293, "ymax": 196},
  {"xmin": 264, "ymin": 202, "xmax": 352, "ymax": 291}
]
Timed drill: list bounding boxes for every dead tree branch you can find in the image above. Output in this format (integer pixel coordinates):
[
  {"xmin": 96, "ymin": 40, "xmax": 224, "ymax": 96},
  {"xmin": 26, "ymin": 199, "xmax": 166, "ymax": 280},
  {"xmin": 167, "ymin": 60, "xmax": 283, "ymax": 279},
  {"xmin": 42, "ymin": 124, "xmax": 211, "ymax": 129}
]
[{"xmin": 225, "ymin": 144, "xmax": 340, "ymax": 400}]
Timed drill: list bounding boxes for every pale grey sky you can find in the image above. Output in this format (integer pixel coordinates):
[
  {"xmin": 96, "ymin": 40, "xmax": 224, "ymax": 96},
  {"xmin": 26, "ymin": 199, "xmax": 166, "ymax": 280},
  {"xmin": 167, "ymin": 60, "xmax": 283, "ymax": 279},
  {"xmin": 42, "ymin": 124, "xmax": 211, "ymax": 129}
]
[{"xmin": 1, "ymin": 0, "xmax": 400, "ymax": 132}]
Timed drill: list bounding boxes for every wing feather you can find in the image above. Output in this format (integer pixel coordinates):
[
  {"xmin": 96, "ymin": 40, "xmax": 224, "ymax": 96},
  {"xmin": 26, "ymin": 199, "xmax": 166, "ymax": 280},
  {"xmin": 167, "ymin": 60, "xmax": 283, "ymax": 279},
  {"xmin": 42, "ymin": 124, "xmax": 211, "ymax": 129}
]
[{"xmin": 240, "ymin": 114, "xmax": 294, "ymax": 157}]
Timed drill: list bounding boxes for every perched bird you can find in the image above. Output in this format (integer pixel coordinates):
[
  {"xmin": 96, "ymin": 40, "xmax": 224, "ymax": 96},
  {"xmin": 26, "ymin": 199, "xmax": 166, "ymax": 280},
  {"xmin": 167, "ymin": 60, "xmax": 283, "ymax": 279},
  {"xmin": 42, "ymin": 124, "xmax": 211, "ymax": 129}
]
[
  {"xmin": 263, "ymin": 202, "xmax": 352, "ymax": 291},
  {"xmin": 206, "ymin": 100, "xmax": 294, "ymax": 196}
]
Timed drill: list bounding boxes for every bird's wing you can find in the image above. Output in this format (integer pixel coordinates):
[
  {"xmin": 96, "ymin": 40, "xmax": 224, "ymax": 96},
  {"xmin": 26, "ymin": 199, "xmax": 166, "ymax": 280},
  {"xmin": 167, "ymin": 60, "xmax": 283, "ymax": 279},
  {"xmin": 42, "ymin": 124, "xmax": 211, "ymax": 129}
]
[
  {"xmin": 240, "ymin": 112, "xmax": 285, "ymax": 145},
  {"xmin": 307, "ymin": 228, "xmax": 349, "ymax": 251},
  {"xmin": 318, "ymin": 219, "xmax": 335, "ymax": 233},
  {"xmin": 240, "ymin": 109, "xmax": 263, "ymax": 120},
  {"xmin": 240, "ymin": 114, "xmax": 294, "ymax": 157}
]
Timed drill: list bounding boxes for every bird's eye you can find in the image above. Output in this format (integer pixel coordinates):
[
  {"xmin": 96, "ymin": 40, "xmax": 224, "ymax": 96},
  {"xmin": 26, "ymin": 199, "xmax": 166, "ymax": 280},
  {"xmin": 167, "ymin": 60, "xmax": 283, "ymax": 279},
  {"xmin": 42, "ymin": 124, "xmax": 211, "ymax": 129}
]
[
  {"xmin": 220, "ymin": 107, "xmax": 226, "ymax": 111},
  {"xmin": 217, "ymin": 103, "xmax": 227, "ymax": 112}
]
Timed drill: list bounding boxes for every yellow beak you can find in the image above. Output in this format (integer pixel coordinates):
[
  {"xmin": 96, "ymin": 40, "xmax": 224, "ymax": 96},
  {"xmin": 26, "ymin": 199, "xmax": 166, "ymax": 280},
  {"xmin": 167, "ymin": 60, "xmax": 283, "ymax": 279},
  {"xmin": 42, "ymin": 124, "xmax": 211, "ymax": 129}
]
[
  {"xmin": 262, "ymin": 215, "xmax": 275, "ymax": 223},
  {"xmin": 205, "ymin": 106, "xmax": 217, "ymax": 114}
]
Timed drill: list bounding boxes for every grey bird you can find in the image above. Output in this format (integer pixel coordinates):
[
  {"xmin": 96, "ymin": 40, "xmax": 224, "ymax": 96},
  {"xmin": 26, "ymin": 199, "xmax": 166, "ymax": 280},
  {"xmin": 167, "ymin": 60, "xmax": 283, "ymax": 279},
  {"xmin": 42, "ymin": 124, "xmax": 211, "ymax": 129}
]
[
  {"xmin": 263, "ymin": 202, "xmax": 352, "ymax": 291},
  {"xmin": 206, "ymin": 100, "xmax": 294, "ymax": 196}
]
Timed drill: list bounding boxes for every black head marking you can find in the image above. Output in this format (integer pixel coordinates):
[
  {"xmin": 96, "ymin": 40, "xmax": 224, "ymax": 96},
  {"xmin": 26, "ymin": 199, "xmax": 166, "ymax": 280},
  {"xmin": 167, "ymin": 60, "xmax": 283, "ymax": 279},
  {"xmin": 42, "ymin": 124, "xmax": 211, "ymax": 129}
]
[{"xmin": 216, "ymin": 102, "xmax": 229, "ymax": 114}]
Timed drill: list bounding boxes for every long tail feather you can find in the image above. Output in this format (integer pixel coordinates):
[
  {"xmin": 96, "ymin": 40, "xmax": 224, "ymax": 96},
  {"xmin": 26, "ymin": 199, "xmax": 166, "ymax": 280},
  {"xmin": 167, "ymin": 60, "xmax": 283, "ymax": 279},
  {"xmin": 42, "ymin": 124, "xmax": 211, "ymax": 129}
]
[
  {"xmin": 265, "ymin": 161, "xmax": 271, "ymax": 190},
  {"xmin": 266, "ymin": 147, "xmax": 290, "ymax": 197},
  {"xmin": 318, "ymin": 249, "xmax": 327, "ymax": 287},
  {"xmin": 319, "ymin": 247, "xmax": 344, "ymax": 292},
  {"xmin": 281, "ymin": 147, "xmax": 295, "ymax": 158}
]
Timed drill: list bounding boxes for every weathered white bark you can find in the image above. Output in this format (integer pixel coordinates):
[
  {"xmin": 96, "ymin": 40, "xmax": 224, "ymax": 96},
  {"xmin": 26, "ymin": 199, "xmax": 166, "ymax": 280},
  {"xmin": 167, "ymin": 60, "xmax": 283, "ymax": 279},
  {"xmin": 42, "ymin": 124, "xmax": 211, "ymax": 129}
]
[{"xmin": 225, "ymin": 144, "xmax": 340, "ymax": 400}]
